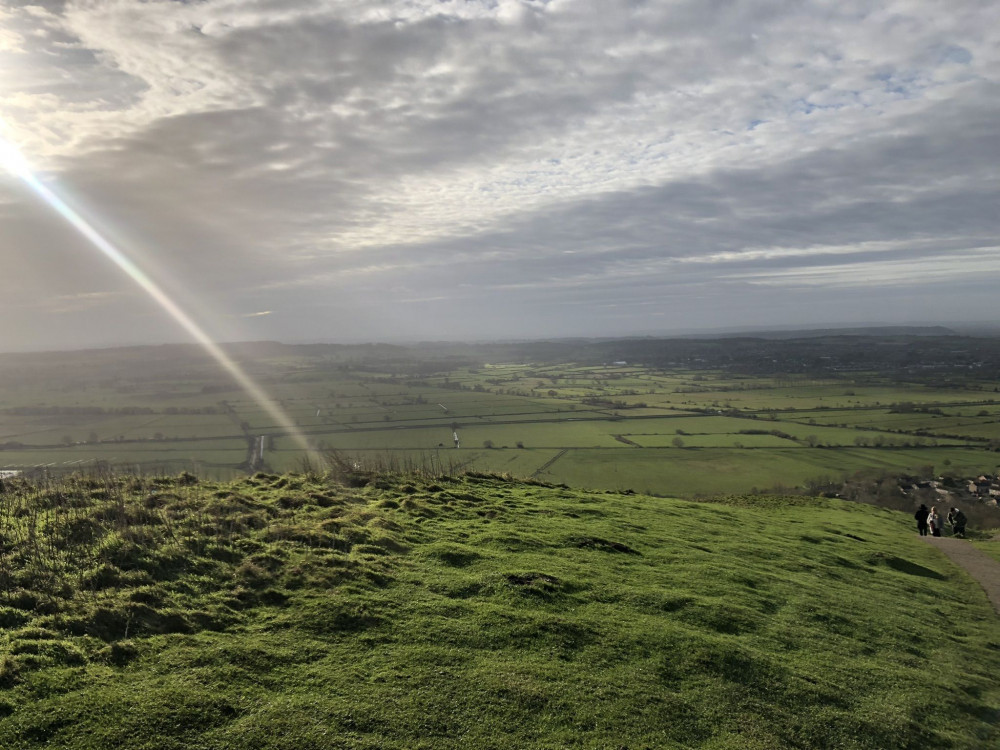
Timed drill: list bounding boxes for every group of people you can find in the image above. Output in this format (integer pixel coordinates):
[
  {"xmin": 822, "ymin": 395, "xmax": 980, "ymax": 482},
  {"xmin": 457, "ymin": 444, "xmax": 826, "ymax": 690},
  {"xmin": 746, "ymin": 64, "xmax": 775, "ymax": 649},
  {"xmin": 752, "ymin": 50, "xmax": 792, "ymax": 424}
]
[{"xmin": 914, "ymin": 504, "xmax": 966, "ymax": 538}]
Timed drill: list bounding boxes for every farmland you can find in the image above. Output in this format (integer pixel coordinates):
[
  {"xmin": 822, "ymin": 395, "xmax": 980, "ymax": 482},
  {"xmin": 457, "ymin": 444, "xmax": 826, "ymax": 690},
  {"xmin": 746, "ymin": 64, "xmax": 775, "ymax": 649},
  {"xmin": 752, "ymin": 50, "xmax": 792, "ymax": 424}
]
[{"xmin": 1, "ymin": 335, "xmax": 999, "ymax": 495}]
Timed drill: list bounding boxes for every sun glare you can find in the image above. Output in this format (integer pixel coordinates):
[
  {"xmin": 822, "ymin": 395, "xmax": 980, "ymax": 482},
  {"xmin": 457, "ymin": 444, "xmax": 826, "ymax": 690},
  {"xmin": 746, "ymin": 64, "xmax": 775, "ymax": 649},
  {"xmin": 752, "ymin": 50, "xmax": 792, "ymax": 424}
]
[
  {"xmin": 0, "ymin": 132, "xmax": 315, "ymax": 459},
  {"xmin": 0, "ymin": 132, "xmax": 31, "ymax": 179}
]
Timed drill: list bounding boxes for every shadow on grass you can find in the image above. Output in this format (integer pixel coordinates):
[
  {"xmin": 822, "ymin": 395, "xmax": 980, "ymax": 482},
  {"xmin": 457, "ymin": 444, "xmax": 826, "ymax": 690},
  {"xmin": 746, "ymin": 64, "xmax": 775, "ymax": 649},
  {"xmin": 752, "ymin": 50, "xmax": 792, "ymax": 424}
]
[{"xmin": 869, "ymin": 553, "xmax": 946, "ymax": 580}]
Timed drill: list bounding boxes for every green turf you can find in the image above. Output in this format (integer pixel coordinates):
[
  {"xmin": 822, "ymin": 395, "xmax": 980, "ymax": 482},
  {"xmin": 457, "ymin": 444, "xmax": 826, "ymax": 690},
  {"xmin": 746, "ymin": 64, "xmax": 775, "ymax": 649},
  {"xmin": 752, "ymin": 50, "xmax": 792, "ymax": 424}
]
[
  {"xmin": 1, "ymin": 470, "xmax": 996, "ymax": 749},
  {"xmin": 971, "ymin": 537, "xmax": 1000, "ymax": 565}
]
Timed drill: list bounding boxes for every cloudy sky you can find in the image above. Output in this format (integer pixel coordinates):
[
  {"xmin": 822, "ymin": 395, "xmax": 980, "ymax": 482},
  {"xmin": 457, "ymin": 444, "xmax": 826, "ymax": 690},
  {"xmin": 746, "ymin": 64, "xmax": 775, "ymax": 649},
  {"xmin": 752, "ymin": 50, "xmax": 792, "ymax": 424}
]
[{"xmin": 1, "ymin": 0, "xmax": 998, "ymax": 351}]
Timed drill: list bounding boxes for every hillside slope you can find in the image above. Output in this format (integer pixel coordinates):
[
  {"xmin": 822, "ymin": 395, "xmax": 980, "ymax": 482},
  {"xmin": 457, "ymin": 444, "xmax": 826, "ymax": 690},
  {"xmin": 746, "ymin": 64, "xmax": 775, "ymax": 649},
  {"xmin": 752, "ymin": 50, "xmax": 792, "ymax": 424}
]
[{"xmin": 0, "ymin": 471, "xmax": 997, "ymax": 749}]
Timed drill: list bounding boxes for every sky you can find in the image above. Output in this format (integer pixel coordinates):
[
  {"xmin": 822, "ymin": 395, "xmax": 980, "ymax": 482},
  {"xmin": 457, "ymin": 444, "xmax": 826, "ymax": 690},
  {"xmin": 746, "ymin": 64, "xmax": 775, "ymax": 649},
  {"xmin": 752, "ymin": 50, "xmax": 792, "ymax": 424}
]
[{"xmin": 0, "ymin": 0, "xmax": 998, "ymax": 352}]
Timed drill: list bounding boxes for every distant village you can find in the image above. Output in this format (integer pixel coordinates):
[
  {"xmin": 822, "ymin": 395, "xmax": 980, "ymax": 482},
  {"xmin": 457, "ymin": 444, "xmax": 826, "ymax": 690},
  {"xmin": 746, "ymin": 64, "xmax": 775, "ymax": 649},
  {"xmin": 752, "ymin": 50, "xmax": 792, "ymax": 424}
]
[{"xmin": 898, "ymin": 473, "xmax": 1000, "ymax": 506}]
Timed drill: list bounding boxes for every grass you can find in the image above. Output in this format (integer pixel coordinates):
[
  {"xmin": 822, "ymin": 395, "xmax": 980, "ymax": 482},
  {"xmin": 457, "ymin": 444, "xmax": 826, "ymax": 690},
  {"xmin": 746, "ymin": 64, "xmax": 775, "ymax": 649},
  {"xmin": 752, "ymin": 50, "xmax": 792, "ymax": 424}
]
[
  {"xmin": 261, "ymin": 440, "xmax": 997, "ymax": 497},
  {"xmin": 971, "ymin": 537, "xmax": 1000, "ymax": 565},
  {"xmin": 523, "ymin": 446, "xmax": 994, "ymax": 496},
  {"xmin": 0, "ymin": 469, "xmax": 997, "ymax": 748}
]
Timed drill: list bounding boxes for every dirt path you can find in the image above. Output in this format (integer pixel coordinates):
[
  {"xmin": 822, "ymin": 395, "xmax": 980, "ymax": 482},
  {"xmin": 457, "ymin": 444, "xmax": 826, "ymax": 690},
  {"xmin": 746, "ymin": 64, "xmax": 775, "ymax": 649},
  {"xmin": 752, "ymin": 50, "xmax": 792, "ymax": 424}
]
[{"xmin": 923, "ymin": 537, "xmax": 1000, "ymax": 615}]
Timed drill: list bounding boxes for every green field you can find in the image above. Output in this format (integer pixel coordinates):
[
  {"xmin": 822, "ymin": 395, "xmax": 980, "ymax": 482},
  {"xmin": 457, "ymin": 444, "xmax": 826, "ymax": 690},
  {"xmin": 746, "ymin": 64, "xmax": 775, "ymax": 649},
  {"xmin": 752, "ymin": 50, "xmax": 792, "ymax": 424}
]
[
  {"xmin": 305, "ymin": 446, "xmax": 981, "ymax": 497},
  {"xmin": 1, "ymin": 344, "xmax": 999, "ymax": 495}
]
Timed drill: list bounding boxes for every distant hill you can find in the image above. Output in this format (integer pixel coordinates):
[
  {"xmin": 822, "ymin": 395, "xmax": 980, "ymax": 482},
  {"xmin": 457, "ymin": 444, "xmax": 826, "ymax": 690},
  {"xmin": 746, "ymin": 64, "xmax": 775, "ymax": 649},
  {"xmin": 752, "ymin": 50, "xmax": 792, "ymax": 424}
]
[
  {"xmin": 3, "ymin": 325, "xmax": 997, "ymax": 382},
  {"xmin": 677, "ymin": 325, "xmax": 958, "ymax": 339}
]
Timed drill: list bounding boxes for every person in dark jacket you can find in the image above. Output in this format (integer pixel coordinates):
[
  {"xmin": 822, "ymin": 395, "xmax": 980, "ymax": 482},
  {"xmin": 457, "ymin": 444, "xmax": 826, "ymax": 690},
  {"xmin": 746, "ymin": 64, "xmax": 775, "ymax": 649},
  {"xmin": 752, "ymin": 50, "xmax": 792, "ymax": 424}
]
[
  {"xmin": 914, "ymin": 504, "xmax": 930, "ymax": 536},
  {"xmin": 947, "ymin": 507, "xmax": 967, "ymax": 538}
]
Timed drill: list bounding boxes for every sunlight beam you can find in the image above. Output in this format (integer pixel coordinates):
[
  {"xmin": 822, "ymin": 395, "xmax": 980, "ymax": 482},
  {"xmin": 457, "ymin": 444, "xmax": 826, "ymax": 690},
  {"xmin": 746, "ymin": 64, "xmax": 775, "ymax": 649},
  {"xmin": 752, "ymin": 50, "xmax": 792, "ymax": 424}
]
[{"xmin": 0, "ymin": 134, "xmax": 315, "ymax": 460}]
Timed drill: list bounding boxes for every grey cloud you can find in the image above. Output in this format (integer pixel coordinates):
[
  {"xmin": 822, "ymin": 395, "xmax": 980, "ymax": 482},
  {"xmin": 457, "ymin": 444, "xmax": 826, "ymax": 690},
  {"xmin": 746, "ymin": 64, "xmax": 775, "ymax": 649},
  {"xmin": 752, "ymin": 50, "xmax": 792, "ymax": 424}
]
[
  {"xmin": 0, "ymin": 1, "xmax": 998, "ymax": 350},
  {"xmin": 268, "ymin": 77, "xmax": 999, "ymax": 323}
]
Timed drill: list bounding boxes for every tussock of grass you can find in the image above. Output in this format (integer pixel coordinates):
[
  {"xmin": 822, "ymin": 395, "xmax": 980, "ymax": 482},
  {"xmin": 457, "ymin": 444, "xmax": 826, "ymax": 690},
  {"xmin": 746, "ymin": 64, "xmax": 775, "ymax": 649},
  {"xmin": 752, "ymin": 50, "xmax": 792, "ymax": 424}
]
[{"xmin": 0, "ymin": 470, "xmax": 997, "ymax": 748}]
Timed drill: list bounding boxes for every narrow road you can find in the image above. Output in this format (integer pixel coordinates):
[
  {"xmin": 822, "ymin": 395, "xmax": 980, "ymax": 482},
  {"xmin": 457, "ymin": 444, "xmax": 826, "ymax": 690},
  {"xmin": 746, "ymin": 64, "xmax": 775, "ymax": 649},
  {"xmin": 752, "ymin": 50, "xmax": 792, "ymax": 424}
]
[{"xmin": 923, "ymin": 537, "xmax": 1000, "ymax": 615}]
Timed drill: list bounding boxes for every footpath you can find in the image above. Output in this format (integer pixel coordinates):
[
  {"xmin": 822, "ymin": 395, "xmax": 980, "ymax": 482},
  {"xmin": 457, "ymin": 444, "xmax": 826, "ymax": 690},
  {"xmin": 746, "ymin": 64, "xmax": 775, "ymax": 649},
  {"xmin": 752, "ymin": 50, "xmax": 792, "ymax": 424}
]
[{"xmin": 923, "ymin": 537, "xmax": 1000, "ymax": 615}]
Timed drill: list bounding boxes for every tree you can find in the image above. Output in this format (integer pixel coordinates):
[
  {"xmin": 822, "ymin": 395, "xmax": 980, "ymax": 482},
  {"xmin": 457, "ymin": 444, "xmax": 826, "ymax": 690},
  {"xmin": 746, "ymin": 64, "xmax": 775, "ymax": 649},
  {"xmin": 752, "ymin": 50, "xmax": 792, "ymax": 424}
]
[
  {"xmin": 483, "ymin": 439, "xmax": 495, "ymax": 449},
  {"xmin": 672, "ymin": 436, "xmax": 685, "ymax": 448}
]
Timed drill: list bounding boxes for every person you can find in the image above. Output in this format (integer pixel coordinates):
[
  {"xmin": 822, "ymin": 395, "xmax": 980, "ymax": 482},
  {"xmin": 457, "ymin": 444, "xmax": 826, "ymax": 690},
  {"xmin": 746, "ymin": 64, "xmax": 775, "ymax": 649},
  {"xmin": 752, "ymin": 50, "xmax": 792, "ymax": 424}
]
[
  {"xmin": 948, "ymin": 507, "xmax": 967, "ymax": 538},
  {"xmin": 914, "ymin": 504, "xmax": 930, "ymax": 536},
  {"xmin": 928, "ymin": 506, "xmax": 942, "ymax": 537}
]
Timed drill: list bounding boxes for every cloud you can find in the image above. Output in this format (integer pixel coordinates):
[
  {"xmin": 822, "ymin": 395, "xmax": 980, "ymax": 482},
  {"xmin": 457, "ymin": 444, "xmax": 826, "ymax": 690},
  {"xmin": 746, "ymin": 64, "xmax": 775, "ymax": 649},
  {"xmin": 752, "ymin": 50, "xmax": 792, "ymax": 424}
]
[
  {"xmin": 724, "ymin": 247, "xmax": 1000, "ymax": 288},
  {"xmin": 0, "ymin": 0, "xmax": 998, "ymax": 349},
  {"xmin": 47, "ymin": 290, "xmax": 129, "ymax": 314}
]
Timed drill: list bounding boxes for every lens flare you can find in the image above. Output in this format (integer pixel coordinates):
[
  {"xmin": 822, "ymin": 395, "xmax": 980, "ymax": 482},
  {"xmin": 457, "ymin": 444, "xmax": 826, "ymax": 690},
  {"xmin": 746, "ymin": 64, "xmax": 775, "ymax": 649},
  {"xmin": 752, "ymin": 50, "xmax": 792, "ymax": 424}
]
[{"xmin": 0, "ymin": 134, "xmax": 314, "ymax": 461}]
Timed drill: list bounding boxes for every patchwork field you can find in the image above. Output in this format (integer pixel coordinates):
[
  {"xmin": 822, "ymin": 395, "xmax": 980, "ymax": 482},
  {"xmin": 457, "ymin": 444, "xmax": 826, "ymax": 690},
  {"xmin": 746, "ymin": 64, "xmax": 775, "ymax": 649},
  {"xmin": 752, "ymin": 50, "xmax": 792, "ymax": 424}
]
[{"xmin": 1, "ymin": 341, "xmax": 998, "ymax": 494}]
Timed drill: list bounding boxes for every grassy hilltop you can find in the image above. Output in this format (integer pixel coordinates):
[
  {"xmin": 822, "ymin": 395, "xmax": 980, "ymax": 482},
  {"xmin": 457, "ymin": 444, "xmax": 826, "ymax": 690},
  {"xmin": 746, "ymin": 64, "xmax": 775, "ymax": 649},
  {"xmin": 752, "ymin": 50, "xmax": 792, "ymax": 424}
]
[{"xmin": 0, "ymin": 470, "xmax": 997, "ymax": 749}]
